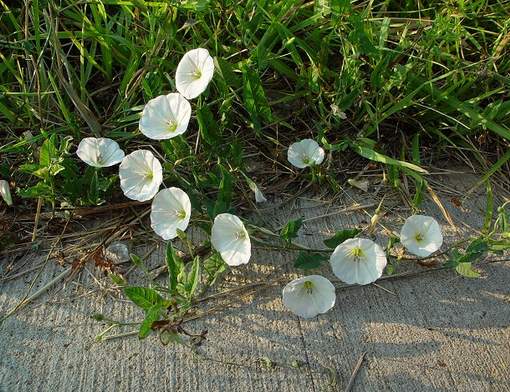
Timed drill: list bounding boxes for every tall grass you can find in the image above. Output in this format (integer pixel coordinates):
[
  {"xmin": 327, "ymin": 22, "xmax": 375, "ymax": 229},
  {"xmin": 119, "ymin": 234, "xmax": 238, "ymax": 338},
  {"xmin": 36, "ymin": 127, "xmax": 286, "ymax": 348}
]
[{"xmin": 1, "ymin": 0, "xmax": 509, "ymax": 207}]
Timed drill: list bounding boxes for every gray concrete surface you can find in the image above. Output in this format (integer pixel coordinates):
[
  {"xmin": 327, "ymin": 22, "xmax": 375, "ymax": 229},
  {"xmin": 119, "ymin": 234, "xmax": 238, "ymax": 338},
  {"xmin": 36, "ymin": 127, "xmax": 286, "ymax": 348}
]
[{"xmin": 1, "ymin": 171, "xmax": 509, "ymax": 391}]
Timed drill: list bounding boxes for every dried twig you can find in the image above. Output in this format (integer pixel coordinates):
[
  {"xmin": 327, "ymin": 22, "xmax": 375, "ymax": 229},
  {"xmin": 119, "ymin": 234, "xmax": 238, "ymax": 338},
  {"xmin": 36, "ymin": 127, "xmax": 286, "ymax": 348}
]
[{"xmin": 344, "ymin": 352, "xmax": 367, "ymax": 392}]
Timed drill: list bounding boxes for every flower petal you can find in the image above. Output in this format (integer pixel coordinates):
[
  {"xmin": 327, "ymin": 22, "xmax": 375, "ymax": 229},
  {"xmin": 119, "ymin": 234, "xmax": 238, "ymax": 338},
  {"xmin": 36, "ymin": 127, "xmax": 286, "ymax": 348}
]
[
  {"xmin": 151, "ymin": 187, "xmax": 191, "ymax": 240},
  {"xmin": 287, "ymin": 139, "xmax": 325, "ymax": 168},
  {"xmin": 0, "ymin": 180, "xmax": 12, "ymax": 206},
  {"xmin": 400, "ymin": 215, "xmax": 443, "ymax": 257},
  {"xmin": 211, "ymin": 213, "xmax": 251, "ymax": 266},
  {"xmin": 140, "ymin": 93, "xmax": 192, "ymax": 140},
  {"xmin": 76, "ymin": 137, "xmax": 125, "ymax": 167},
  {"xmin": 176, "ymin": 48, "xmax": 215, "ymax": 100},
  {"xmin": 282, "ymin": 275, "xmax": 335, "ymax": 318},
  {"xmin": 119, "ymin": 150, "xmax": 162, "ymax": 201},
  {"xmin": 329, "ymin": 238, "xmax": 387, "ymax": 285}
]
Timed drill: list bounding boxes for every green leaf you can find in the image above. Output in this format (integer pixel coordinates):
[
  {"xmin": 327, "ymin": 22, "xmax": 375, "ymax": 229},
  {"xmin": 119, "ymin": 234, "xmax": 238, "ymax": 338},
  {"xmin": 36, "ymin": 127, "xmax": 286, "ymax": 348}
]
[
  {"xmin": 88, "ymin": 169, "xmax": 99, "ymax": 204},
  {"xmin": 185, "ymin": 256, "xmax": 200, "ymax": 300},
  {"xmin": 458, "ymin": 238, "xmax": 489, "ymax": 264},
  {"xmin": 159, "ymin": 330, "xmax": 184, "ymax": 346},
  {"xmin": 352, "ymin": 143, "xmax": 428, "ymax": 174},
  {"xmin": 139, "ymin": 304, "xmax": 162, "ymax": 339},
  {"xmin": 348, "ymin": 13, "xmax": 377, "ymax": 55},
  {"xmin": 124, "ymin": 287, "xmax": 164, "ymax": 311},
  {"xmin": 196, "ymin": 104, "xmax": 221, "ymax": 148},
  {"xmin": 242, "ymin": 64, "xmax": 272, "ymax": 134},
  {"xmin": 214, "ymin": 57, "xmax": 241, "ymax": 89},
  {"xmin": 130, "ymin": 253, "xmax": 142, "ymax": 267},
  {"xmin": 203, "ymin": 253, "xmax": 226, "ymax": 286},
  {"xmin": 444, "ymin": 248, "xmax": 463, "ymax": 268},
  {"xmin": 465, "ymin": 237, "xmax": 489, "ymax": 255},
  {"xmin": 166, "ymin": 243, "xmax": 184, "ymax": 294},
  {"xmin": 323, "ymin": 228, "xmax": 361, "ymax": 248},
  {"xmin": 280, "ymin": 218, "xmax": 303, "ymax": 243},
  {"xmin": 39, "ymin": 135, "xmax": 58, "ymax": 166},
  {"xmin": 18, "ymin": 182, "xmax": 53, "ymax": 199},
  {"xmin": 455, "ymin": 262, "xmax": 481, "ymax": 278},
  {"xmin": 294, "ymin": 251, "xmax": 328, "ymax": 270},
  {"xmin": 212, "ymin": 165, "xmax": 233, "ymax": 216},
  {"xmin": 109, "ymin": 273, "xmax": 126, "ymax": 286}
]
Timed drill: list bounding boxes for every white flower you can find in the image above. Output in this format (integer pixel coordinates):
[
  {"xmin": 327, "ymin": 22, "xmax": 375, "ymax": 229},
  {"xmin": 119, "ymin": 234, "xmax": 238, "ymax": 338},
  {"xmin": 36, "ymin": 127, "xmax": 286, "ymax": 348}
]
[
  {"xmin": 0, "ymin": 180, "xmax": 12, "ymax": 206},
  {"xmin": 175, "ymin": 48, "xmax": 214, "ymax": 100},
  {"xmin": 139, "ymin": 93, "xmax": 192, "ymax": 140},
  {"xmin": 150, "ymin": 187, "xmax": 192, "ymax": 240},
  {"xmin": 282, "ymin": 275, "xmax": 336, "ymax": 318},
  {"xmin": 254, "ymin": 186, "xmax": 267, "ymax": 203},
  {"xmin": 76, "ymin": 137, "xmax": 125, "ymax": 167},
  {"xmin": 211, "ymin": 213, "xmax": 251, "ymax": 266},
  {"xmin": 329, "ymin": 238, "xmax": 387, "ymax": 285},
  {"xmin": 287, "ymin": 139, "xmax": 325, "ymax": 168},
  {"xmin": 119, "ymin": 150, "xmax": 163, "ymax": 202},
  {"xmin": 400, "ymin": 215, "xmax": 443, "ymax": 257},
  {"xmin": 246, "ymin": 177, "xmax": 267, "ymax": 203}
]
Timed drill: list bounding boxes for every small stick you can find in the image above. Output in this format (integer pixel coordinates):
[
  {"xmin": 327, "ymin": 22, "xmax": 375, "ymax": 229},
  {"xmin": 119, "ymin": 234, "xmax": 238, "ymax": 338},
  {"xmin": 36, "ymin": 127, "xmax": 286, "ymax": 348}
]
[
  {"xmin": 0, "ymin": 266, "xmax": 72, "ymax": 325},
  {"xmin": 31, "ymin": 197, "xmax": 42, "ymax": 241},
  {"xmin": 344, "ymin": 351, "xmax": 367, "ymax": 392}
]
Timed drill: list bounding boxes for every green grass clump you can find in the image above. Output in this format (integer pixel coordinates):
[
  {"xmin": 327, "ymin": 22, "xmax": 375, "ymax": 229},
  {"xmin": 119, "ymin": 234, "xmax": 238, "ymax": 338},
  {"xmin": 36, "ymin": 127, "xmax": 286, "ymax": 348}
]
[{"xmin": 0, "ymin": 0, "xmax": 509, "ymax": 208}]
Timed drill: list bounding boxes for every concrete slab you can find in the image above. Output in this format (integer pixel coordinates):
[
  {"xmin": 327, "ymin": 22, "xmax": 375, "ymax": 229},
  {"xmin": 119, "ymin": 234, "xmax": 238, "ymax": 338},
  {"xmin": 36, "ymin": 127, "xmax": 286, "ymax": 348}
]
[{"xmin": 1, "ymin": 170, "xmax": 509, "ymax": 391}]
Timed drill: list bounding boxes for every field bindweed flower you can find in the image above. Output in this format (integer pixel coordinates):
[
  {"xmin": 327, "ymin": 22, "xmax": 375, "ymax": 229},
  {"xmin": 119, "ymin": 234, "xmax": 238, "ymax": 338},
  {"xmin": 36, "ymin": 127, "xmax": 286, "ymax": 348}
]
[
  {"xmin": 254, "ymin": 185, "xmax": 267, "ymax": 203},
  {"xmin": 282, "ymin": 275, "xmax": 336, "ymax": 318},
  {"xmin": 211, "ymin": 213, "xmax": 251, "ymax": 266},
  {"xmin": 287, "ymin": 139, "xmax": 325, "ymax": 168},
  {"xmin": 246, "ymin": 178, "xmax": 267, "ymax": 203},
  {"xmin": 119, "ymin": 150, "xmax": 162, "ymax": 202},
  {"xmin": 176, "ymin": 48, "xmax": 214, "ymax": 100},
  {"xmin": 139, "ymin": 93, "xmax": 192, "ymax": 140},
  {"xmin": 151, "ymin": 187, "xmax": 191, "ymax": 240},
  {"xmin": 329, "ymin": 238, "xmax": 387, "ymax": 285},
  {"xmin": 400, "ymin": 215, "xmax": 443, "ymax": 257},
  {"xmin": 0, "ymin": 180, "xmax": 12, "ymax": 206},
  {"xmin": 76, "ymin": 137, "xmax": 125, "ymax": 168}
]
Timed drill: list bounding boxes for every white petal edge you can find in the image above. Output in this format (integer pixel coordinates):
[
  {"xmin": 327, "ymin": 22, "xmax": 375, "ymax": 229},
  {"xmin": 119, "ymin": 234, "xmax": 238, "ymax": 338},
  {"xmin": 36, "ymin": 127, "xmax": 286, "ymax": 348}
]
[
  {"xmin": 282, "ymin": 275, "xmax": 336, "ymax": 318},
  {"xmin": 329, "ymin": 238, "xmax": 387, "ymax": 285},
  {"xmin": 150, "ymin": 187, "xmax": 192, "ymax": 240},
  {"xmin": 211, "ymin": 213, "xmax": 251, "ymax": 266}
]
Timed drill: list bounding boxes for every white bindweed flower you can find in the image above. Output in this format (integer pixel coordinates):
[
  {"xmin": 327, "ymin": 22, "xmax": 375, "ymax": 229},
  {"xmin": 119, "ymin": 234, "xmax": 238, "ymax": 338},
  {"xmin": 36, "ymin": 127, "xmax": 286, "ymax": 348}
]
[
  {"xmin": 176, "ymin": 48, "xmax": 214, "ymax": 100},
  {"xmin": 330, "ymin": 238, "xmax": 387, "ymax": 285},
  {"xmin": 119, "ymin": 150, "xmax": 163, "ymax": 202},
  {"xmin": 211, "ymin": 213, "xmax": 251, "ymax": 266},
  {"xmin": 76, "ymin": 137, "xmax": 125, "ymax": 167},
  {"xmin": 246, "ymin": 178, "xmax": 267, "ymax": 203},
  {"xmin": 254, "ymin": 186, "xmax": 267, "ymax": 203},
  {"xmin": 287, "ymin": 139, "xmax": 325, "ymax": 168},
  {"xmin": 282, "ymin": 275, "xmax": 336, "ymax": 319},
  {"xmin": 400, "ymin": 215, "xmax": 443, "ymax": 257},
  {"xmin": 150, "ymin": 187, "xmax": 192, "ymax": 240},
  {"xmin": 0, "ymin": 180, "xmax": 12, "ymax": 206},
  {"xmin": 139, "ymin": 93, "xmax": 192, "ymax": 140}
]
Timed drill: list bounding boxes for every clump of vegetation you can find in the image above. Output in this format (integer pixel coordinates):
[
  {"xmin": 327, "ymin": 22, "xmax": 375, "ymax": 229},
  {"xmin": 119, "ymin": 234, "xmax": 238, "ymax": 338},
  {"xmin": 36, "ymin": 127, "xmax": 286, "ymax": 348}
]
[
  {"xmin": 1, "ymin": 0, "xmax": 509, "ymax": 208},
  {"xmin": 1, "ymin": 1, "xmax": 509, "ymax": 342}
]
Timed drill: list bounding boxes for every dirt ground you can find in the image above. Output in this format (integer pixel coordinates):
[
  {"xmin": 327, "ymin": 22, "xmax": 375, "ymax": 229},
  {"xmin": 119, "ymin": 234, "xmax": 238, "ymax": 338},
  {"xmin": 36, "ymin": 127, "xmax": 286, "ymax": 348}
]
[{"xmin": 1, "ymin": 169, "xmax": 509, "ymax": 391}]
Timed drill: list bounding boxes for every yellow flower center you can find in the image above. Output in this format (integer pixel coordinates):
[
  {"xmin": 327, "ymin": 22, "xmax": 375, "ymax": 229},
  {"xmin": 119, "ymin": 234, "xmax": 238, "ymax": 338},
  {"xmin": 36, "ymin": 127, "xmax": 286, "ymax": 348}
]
[
  {"xmin": 145, "ymin": 171, "xmax": 154, "ymax": 180},
  {"xmin": 415, "ymin": 232, "xmax": 424, "ymax": 242},
  {"xmin": 177, "ymin": 209, "xmax": 187, "ymax": 220},
  {"xmin": 350, "ymin": 247, "xmax": 364, "ymax": 261},
  {"xmin": 302, "ymin": 155, "xmax": 311, "ymax": 165},
  {"xmin": 166, "ymin": 121, "xmax": 177, "ymax": 133},
  {"xmin": 192, "ymin": 68, "xmax": 202, "ymax": 80},
  {"xmin": 236, "ymin": 230, "xmax": 246, "ymax": 240},
  {"xmin": 303, "ymin": 280, "xmax": 314, "ymax": 294}
]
